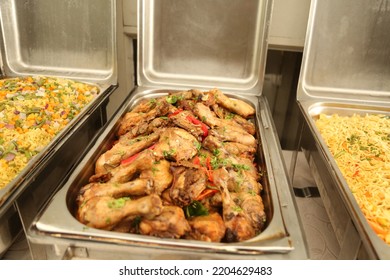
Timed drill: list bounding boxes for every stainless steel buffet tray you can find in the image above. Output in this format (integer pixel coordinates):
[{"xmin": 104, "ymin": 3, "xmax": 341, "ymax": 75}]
[
  {"xmin": 296, "ymin": 0, "xmax": 390, "ymax": 259},
  {"xmin": 27, "ymin": 0, "xmax": 308, "ymax": 259},
  {"xmin": 0, "ymin": 81, "xmax": 111, "ymax": 212},
  {"xmin": 0, "ymin": 0, "xmax": 117, "ymax": 256},
  {"xmin": 0, "ymin": 204, "xmax": 22, "ymax": 258},
  {"xmin": 0, "ymin": 0, "xmax": 116, "ymax": 213},
  {"xmin": 27, "ymin": 87, "xmax": 308, "ymax": 259},
  {"xmin": 297, "ymin": 100, "xmax": 390, "ymax": 259}
]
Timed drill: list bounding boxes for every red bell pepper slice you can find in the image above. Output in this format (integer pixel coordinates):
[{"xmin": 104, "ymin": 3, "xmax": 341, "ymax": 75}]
[
  {"xmin": 186, "ymin": 116, "xmax": 209, "ymax": 137},
  {"xmin": 120, "ymin": 144, "xmax": 157, "ymax": 165},
  {"xmin": 120, "ymin": 153, "xmax": 140, "ymax": 165},
  {"xmin": 168, "ymin": 109, "xmax": 184, "ymax": 118},
  {"xmin": 193, "ymin": 156, "xmax": 201, "ymax": 166}
]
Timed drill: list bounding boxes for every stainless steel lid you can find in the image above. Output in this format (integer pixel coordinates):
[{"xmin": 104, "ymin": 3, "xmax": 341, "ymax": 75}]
[
  {"xmin": 298, "ymin": 0, "xmax": 390, "ymax": 103},
  {"xmin": 137, "ymin": 0, "xmax": 272, "ymax": 95},
  {"xmin": 0, "ymin": 0, "xmax": 117, "ymax": 85}
]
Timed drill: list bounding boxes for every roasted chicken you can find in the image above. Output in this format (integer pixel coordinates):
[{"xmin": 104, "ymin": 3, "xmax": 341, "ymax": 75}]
[
  {"xmin": 95, "ymin": 132, "xmax": 160, "ymax": 174},
  {"xmin": 139, "ymin": 206, "xmax": 190, "ymax": 238},
  {"xmin": 170, "ymin": 165, "xmax": 208, "ymax": 207},
  {"xmin": 117, "ymin": 98, "xmax": 173, "ymax": 137},
  {"xmin": 76, "ymin": 88, "xmax": 266, "ymax": 243},
  {"xmin": 77, "ymin": 194, "xmax": 163, "ymax": 230},
  {"xmin": 186, "ymin": 212, "xmax": 226, "ymax": 242},
  {"xmin": 212, "ymin": 88, "xmax": 255, "ymax": 118}
]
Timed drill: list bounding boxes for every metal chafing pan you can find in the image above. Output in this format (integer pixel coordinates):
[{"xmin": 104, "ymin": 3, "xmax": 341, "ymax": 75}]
[
  {"xmin": 0, "ymin": 81, "xmax": 116, "ymax": 258},
  {"xmin": 27, "ymin": 0, "xmax": 307, "ymax": 259},
  {"xmin": 0, "ymin": 204, "xmax": 22, "ymax": 258},
  {"xmin": 297, "ymin": 101, "xmax": 390, "ymax": 259},
  {"xmin": 0, "ymin": 0, "xmax": 117, "ymax": 256},
  {"xmin": 0, "ymin": 79, "xmax": 111, "ymax": 212},
  {"xmin": 27, "ymin": 87, "xmax": 307, "ymax": 259},
  {"xmin": 295, "ymin": 0, "xmax": 390, "ymax": 259}
]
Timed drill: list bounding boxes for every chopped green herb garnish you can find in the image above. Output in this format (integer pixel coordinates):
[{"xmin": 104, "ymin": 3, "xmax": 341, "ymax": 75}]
[
  {"xmin": 212, "ymin": 149, "xmax": 220, "ymax": 157},
  {"xmin": 232, "ymin": 163, "xmax": 251, "ymax": 171},
  {"xmin": 163, "ymin": 149, "xmax": 176, "ymax": 160},
  {"xmin": 166, "ymin": 95, "xmax": 178, "ymax": 104},
  {"xmin": 107, "ymin": 197, "xmax": 131, "ymax": 209},
  {"xmin": 184, "ymin": 201, "xmax": 209, "ymax": 218},
  {"xmin": 225, "ymin": 113, "xmax": 235, "ymax": 120},
  {"xmin": 194, "ymin": 141, "xmax": 202, "ymax": 151}
]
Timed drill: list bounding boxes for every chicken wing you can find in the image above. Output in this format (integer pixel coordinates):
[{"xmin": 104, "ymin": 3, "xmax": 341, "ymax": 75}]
[
  {"xmin": 210, "ymin": 127, "xmax": 257, "ymax": 148},
  {"xmin": 193, "ymin": 103, "xmax": 248, "ymax": 134},
  {"xmin": 212, "ymin": 104, "xmax": 256, "ymax": 135},
  {"xmin": 211, "ymin": 88, "xmax": 255, "ymax": 118},
  {"xmin": 203, "ymin": 135, "xmax": 256, "ymax": 160}
]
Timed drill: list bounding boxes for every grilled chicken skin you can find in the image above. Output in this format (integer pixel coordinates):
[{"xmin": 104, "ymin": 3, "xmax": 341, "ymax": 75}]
[
  {"xmin": 90, "ymin": 149, "xmax": 172, "ymax": 195},
  {"xmin": 117, "ymin": 99, "xmax": 171, "ymax": 137},
  {"xmin": 202, "ymin": 135, "xmax": 256, "ymax": 160},
  {"xmin": 77, "ymin": 194, "xmax": 163, "ymax": 230},
  {"xmin": 139, "ymin": 206, "xmax": 190, "ymax": 238},
  {"xmin": 211, "ymin": 88, "xmax": 255, "ymax": 118},
  {"xmin": 95, "ymin": 132, "xmax": 160, "ymax": 174},
  {"xmin": 232, "ymin": 192, "xmax": 266, "ymax": 233},
  {"xmin": 186, "ymin": 212, "xmax": 226, "ymax": 242},
  {"xmin": 213, "ymin": 168, "xmax": 258, "ymax": 242},
  {"xmin": 211, "ymin": 104, "xmax": 256, "ymax": 135},
  {"xmin": 193, "ymin": 103, "xmax": 248, "ymax": 134},
  {"xmin": 78, "ymin": 179, "xmax": 153, "ymax": 206},
  {"xmin": 169, "ymin": 165, "xmax": 208, "ymax": 207},
  {"xmin": 169, "ymin": 110, "xmax": 207, "ymax": 140},
  {"xmin": 152, "ymin": 127, "xmax": 200, "ymax": 162}
]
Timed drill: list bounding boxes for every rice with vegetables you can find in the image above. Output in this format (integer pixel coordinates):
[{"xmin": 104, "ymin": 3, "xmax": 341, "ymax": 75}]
[{"xmin": 0, "ymin": 76, "xmax": 99, "ymax": 189}]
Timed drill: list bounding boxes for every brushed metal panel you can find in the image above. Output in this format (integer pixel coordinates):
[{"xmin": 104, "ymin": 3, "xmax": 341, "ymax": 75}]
[{"xmin": 0, "ymin": 0, "xmax": 116, "ymax": 85}]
